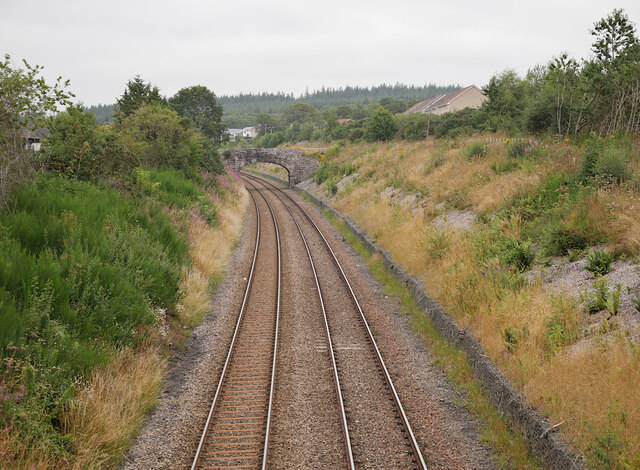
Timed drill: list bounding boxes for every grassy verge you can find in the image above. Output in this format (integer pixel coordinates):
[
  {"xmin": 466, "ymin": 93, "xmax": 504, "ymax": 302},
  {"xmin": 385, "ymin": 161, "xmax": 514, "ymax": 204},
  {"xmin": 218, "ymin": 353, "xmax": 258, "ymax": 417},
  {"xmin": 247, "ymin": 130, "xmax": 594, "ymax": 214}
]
[
  {"xmin": 323, "ymin": 210, "xmax": 541, "ymax": 469},
  {"xmin": 0, "ymin": 169, "xmax": 247, "ymax": 468}
]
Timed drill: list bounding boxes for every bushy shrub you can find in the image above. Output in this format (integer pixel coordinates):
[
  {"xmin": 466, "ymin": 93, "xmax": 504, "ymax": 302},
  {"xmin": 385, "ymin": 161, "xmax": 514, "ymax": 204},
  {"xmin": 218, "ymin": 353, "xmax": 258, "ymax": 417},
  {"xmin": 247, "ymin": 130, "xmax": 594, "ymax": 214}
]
[
  {"xmin": 585, "ymin": 248, "xmax": 614, "ymax": 276},
  {"xmin": 326, "ymin": 179, "xmax": 337, "ymax": 195},
  {"xmin": 349, "ymin": 128, "xmax": 364, "ymax": 141},
  {"xmin": 594, "ymin": 148, "xmax": 632, "ymax": 184},
  {"xmin": 464, "ymin": 142, "xmax": 486, "ymax": 159},
  {"xmin": 502, "ymin": 238, "xmax": 536, "ymax": 271},
  {"xmin": 364, "ymin": 107, "xmax": 397, "ymax": 142},
  {"xmin": 580, "ymin": 277, "xmax": 620, "ymax": 315},
  {"xmin": 43, "ymin": 105, "xmax": 100, "ymax": 180},
  {"xmin": 396, "ymin": 113, "xmax": 431, "ymax": 140},
  {"xmin": 432, "ymin": 107, "xmax": 486, "ymax": 138},
  {"xmin": 580, "ymin": 136, "xmax": 632, "ymax": 185}
]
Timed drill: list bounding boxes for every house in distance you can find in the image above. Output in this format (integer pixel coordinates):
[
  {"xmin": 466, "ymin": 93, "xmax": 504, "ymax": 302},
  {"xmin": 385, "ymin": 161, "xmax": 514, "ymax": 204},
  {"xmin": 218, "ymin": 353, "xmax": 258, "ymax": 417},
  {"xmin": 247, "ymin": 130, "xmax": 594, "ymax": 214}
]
[{"xmin": 404, "ymin": 85, "xmax": 487, "ymax": 115}]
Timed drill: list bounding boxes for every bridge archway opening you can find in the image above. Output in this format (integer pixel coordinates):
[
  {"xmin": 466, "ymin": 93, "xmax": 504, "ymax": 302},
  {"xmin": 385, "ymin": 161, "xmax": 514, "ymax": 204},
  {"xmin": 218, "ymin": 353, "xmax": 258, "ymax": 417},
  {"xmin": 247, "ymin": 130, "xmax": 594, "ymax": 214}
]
[
  {"xmin": 244, "ymin": 162, "xmax": 291, "ymax": 186},
  {"xmin": 224, "ymin": 148, "xmax": 320, "ymax": 187}
]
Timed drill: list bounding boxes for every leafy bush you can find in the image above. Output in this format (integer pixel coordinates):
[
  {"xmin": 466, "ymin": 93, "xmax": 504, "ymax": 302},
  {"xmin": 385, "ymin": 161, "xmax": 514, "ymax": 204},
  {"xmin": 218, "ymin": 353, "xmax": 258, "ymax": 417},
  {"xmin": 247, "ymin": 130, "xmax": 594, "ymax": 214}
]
[
  {"xmin": 313, "ymin": 162, "xmax": 357, "ymax": 187},
  {"xmin": 43, "ymin": 105, "xmax": 99, "ymax": 180},
  {"xmin": 432, "ymin": 107, "xmax": 486, "ymax": 138},
  {"xmin": 587, "ymin": 426, "xmax": 626, "ymax": 470},
  {"xmin": 580, "ymin": 136, "xmax": 632, "ymax": 185},
  {"xmin": 594, "ymin": 147, "xmax": 632, "ymax": 184},
  {"xmin": 502, "ymin": 238, "xmax": 536, "ymax": 271},
  {"xmin": 585, "ymin": 249, "xmax": 614, "ymax": 276},
  {"xmin": 364, "ymin": 107, "xmax": 397, "ymax": 142},
  {"xmin": 396, "ymin": 113, "xmax": 431, "ymax": 140},
  {"xmin": 580, "ymin": 277, "xmax": 621, "ymax": 315},
  {"xmin": 464, "ymin": 141, "xmax": 486, "ymax": 159},
  {"xmin": 580, "ymin": 137, "xmax": 602, "ymax": 181},
  {"xmin": 326, "ymin": 177, "xmax": 338, "ymax": 195}
]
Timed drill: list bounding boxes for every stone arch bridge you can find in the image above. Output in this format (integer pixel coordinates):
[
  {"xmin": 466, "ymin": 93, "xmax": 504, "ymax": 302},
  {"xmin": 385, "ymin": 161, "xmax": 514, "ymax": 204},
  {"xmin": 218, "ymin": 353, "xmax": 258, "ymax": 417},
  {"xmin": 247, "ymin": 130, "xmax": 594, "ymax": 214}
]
[{"xmin": 224, "ymin": 148, "xmax": 320, "ymax": 187}]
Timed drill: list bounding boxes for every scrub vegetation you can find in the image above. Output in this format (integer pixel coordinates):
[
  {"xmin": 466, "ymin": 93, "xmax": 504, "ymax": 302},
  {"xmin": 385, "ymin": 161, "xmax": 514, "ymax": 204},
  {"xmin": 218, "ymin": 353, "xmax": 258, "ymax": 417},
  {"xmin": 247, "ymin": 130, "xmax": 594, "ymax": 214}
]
[{"xmin": 0, "ymin": 62, "xmax": 247, "ymax": 468}]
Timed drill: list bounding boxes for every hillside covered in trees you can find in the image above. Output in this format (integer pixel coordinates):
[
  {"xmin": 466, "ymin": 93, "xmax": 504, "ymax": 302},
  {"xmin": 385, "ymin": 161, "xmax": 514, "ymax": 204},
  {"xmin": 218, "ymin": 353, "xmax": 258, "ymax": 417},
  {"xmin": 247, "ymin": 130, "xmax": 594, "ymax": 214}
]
[
  {"xmin": 86, "ymin": 83, "xmax": 461, "ymax": 129},
  {"xmin": 218, "ymin": 83, "xmax": 460, "ymax": 127}
]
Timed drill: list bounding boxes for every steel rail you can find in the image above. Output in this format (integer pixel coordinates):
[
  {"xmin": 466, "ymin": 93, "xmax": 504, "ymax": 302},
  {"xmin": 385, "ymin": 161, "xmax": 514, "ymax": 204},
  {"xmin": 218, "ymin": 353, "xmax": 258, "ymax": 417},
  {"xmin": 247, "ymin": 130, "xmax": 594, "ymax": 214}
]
[
  {"xmin": 242, "ymin": 171, "xmax": 428, "ymax": 470},
  {"xmin": 256, "ymin": 180, "xmax": 282, "ymax": 470},
  {"xmin": 191, "ymin": 183, "xmax": 282, "ymax": 470},
  {"xmin": 242, "ymin": 176, "xmax": 356, "ymax": 470}
]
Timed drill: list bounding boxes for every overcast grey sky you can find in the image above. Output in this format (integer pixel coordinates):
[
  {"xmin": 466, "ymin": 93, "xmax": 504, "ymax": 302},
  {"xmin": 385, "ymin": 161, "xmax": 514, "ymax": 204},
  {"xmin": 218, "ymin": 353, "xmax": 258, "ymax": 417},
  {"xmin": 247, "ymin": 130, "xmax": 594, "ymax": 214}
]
[{"xmin": 2, "ymin": 1, "xmax": 639, "ymax": 106}]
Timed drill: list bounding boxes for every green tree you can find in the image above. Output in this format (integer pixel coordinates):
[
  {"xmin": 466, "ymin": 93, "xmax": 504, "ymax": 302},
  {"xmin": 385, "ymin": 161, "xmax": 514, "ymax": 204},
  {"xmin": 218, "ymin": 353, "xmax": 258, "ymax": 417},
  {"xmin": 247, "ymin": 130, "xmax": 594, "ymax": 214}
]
[
  {"xmin": 43, "ymin": 105, "xmax": 99, "ymax": 180},
  {"xmin": 591, "ymin": 8, "xmax": 639, "ymax": 63},
  {"xmin": 168, "ymin": 85, "xmax": 227, "ymax": 144},
  {"xmin": 115, "ymin": 75, "xmax": 165, "ymax": 121},
  {"xmin": 483, "ymin": 69, "xmax": 528, "ymax": 131},
  {"xmin": 282, "ymin": 102, "xmax": 317, "ymax": 124},
  {"xmin": 364, "ymin": 106, "xmax": 397, "ymax": 141},
  {"xmin": 0, "ymin": 55, "xmax": 72, "ymax": 207},
  {"xmin": 119, "ymin": 104, "xmax": 200, "ymax": 171},
  {"xmin": 255, "ymin": 113, "xmax": 283, "ymax": 135}
]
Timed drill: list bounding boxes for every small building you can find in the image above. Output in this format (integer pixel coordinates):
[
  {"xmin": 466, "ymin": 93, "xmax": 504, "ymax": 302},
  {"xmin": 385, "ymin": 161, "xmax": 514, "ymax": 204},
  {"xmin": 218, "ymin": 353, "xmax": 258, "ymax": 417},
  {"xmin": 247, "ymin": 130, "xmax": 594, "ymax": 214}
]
[
  {"xmin": 20, "ymin": 128, "xmax": 49, "ymax": 151},
  {"xmin": 226, "ymin": 128, "xmax": 244, "ymax": 139},
  {"xmin": 242, "ymin": 126, "xmax": 257, "ymax": 138},
  {"xmin": 404, "ymin": 85, "xmax": 487, "ymax": 116},
  {"xmin": 337, "ymin": 118, "xmax": 352, "ymax": 124}
]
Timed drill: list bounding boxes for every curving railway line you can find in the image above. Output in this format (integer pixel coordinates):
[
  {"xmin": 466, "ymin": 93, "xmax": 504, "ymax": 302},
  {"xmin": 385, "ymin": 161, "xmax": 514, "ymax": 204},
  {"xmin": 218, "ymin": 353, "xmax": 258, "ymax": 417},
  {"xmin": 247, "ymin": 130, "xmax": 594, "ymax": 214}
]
[{"xmin": 191, "ymin": 172, "xmax": 427, "ymax": 469}]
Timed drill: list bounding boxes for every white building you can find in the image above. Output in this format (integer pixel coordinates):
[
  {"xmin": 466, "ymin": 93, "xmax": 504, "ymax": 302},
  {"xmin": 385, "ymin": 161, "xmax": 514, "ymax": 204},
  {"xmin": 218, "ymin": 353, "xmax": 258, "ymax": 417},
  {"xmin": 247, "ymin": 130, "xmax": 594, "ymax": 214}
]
[
  {"xmin": 242, "ymin": 126, "xmax": 257, "ymax": 138},
  {"xmin": 226, "ymin": 128, "xmax": 244, "ymax": 139}
]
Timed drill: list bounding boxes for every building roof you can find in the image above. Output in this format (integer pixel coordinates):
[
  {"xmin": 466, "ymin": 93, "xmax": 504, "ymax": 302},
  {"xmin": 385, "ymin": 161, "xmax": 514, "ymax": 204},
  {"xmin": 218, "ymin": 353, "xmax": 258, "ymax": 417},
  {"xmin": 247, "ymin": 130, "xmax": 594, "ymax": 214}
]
[
  {"xmin": 20, "ymin": 127, "xmax": 49, "ymax": 140},
  {"xmin": 403, "ymin": 85, "xmax": 483, "ymax": 115}
]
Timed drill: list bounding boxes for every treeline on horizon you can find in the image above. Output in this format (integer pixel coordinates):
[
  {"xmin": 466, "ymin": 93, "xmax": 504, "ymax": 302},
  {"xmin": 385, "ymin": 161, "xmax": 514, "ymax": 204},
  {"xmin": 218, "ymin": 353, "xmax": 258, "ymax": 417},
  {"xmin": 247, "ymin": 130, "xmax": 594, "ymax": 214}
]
[
  {"xmin": 218, "ymin": 83, "xmax": 460, "ymax": 126},
  {"xmin": 85, "ymin": 83, "xmax": 461, "ymax": 127}
]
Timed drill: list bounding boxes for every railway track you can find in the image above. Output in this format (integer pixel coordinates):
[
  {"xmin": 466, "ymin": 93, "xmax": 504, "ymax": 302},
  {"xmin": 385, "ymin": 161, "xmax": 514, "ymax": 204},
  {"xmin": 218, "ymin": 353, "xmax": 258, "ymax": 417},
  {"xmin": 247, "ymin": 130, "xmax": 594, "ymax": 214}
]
[
  {"xmin": 192, "ymin": 172, "xmax": 427, "ymax": 469},
  {"xmin": 191, "ymin": 184, "xmax": 281, "ymax": 469},
  {"xmin": 241, "ymin": 173, "xmax": 427, "ymax": 470}
]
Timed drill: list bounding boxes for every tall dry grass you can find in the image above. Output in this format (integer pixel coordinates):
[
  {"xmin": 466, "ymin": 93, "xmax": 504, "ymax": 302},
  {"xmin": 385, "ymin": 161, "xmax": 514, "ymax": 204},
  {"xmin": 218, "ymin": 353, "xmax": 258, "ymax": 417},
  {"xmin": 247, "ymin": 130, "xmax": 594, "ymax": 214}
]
[
  {"xmin": 179, "ymin": 185, "xmax": 249, "ymax": 326},
  {"xmin": 1, "ymin": 347, "xmax": 164, "ymax": 470},
  {"xmin": 325, "ymin": 136, "xmax": 640, "ymax": 465},
  {"xmin": 62, "ymin": 347, "xmax": 164, "ymax": 469}
]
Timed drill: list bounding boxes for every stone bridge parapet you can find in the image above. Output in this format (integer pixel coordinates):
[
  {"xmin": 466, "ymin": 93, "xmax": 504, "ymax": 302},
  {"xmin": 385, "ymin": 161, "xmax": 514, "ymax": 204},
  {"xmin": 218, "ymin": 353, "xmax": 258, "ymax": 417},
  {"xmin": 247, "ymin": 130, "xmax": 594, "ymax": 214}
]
[{"xmin": 225, "ymin": 148, "xmax": 320, "ymax": 186}]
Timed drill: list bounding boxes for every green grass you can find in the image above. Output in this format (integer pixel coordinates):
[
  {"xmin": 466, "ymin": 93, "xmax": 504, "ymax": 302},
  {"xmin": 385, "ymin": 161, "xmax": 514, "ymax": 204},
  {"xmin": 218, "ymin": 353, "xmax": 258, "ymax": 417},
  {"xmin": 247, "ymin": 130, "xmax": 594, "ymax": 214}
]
[{"xmin": 0, "ymin": 175, "xmax": 190, "ymax": 458}]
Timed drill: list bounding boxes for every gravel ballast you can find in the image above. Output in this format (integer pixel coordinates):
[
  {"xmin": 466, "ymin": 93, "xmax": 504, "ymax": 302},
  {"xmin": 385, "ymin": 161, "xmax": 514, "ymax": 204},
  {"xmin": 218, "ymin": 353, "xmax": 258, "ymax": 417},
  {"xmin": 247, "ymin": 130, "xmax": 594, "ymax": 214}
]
[{"xmin": 123, "ymin": 174, "xmax": 500, "ymax": 469}]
